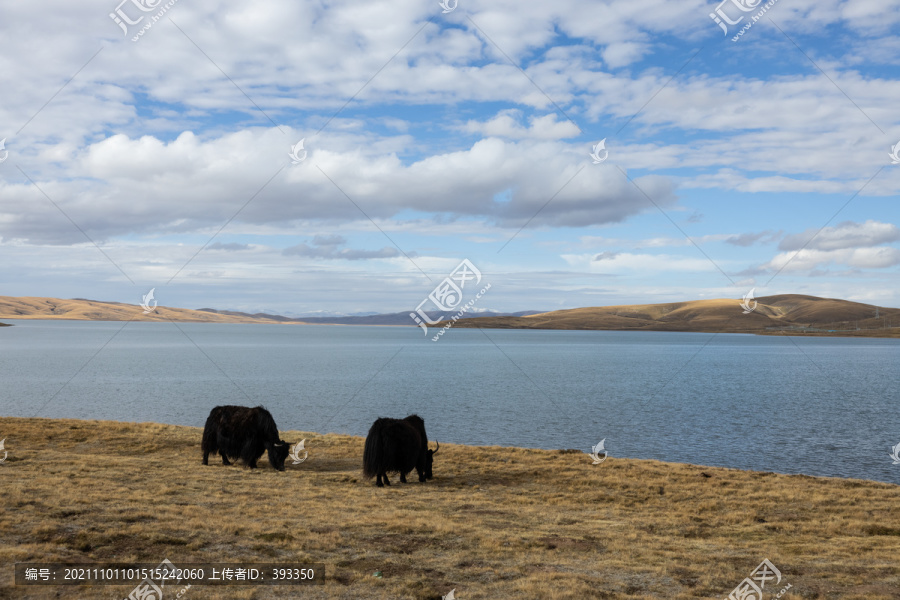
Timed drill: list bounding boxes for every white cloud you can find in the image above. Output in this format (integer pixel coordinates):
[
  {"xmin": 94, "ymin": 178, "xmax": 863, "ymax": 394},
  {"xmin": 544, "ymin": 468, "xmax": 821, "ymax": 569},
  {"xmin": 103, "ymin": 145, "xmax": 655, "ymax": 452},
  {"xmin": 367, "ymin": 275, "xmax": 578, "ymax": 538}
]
[
  {"xmin": 765, "ymin": 246, "xmax": 900, "ymax": 271},
  {"xmin": 0, "ymin": 129, "xmax": 677, "ymax": 244},
  {"xmin": 561, "ymin": 251, "xmax": 721, "ymax": 272},
  {"xmin": 463, "ymin": 111, "xmax": 581, "ymax": 140},
  {"xmin": 601, "ymin": 42, "xmax": 648, "ymax": 69},
  {"xmin": 779, "ymin": 220, "xmax": 900, "ymax": 251},
  {"xmin": 1, "ymin": 0, "xmax": 899, "ymax": 313}
]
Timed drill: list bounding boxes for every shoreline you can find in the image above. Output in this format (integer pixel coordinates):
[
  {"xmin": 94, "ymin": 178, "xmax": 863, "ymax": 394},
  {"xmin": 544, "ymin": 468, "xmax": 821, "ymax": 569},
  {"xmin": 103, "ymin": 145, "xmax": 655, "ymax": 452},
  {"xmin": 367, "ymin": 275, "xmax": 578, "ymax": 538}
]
[
  {"xmin": 1, "ymin": 415, "xmax": 896, "ymax": 486},
  {"xmin": 3, "ymin": 316, "xmax": 900, "ymax": 338},
  {"xmin": 7, "ymin": 315, "xmax": 900, "ymax": 339}
]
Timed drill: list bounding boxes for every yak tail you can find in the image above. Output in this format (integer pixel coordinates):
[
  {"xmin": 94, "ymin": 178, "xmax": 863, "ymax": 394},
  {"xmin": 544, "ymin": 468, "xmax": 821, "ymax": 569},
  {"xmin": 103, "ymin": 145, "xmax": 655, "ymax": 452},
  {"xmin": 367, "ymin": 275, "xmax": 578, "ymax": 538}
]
[
  {"xmin": 362, "ymin": 426, "xmax": 380, "ymax": 479},
  {"xmin": 201, "ymin": 409, "xmax": 221, "ymax": 455}
]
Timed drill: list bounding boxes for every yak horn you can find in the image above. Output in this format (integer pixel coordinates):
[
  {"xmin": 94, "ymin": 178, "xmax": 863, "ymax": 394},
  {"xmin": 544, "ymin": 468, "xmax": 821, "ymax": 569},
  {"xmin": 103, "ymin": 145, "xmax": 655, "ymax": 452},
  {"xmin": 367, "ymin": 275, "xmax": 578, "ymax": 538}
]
[{"xmin": 433, "ymin": 441, "xmax": 440, "ymax": 454}]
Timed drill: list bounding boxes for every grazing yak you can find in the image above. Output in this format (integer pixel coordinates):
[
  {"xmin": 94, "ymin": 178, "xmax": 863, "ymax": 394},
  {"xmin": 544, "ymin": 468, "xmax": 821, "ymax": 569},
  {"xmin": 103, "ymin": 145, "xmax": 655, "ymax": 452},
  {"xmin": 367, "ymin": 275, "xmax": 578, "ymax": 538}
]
[
  {"xmin": 201, "ymin": 405, "xmax": 291, "ymax": 471},
  {"xmin": 362, "ymin": 414, "xmax": 439, "ymax": 487}
]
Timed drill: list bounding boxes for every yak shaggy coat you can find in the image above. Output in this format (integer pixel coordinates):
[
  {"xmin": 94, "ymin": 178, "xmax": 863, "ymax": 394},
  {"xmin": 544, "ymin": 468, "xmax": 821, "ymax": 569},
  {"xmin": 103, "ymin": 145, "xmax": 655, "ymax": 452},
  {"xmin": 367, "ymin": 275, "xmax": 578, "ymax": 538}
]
[
  {"xmin": 362, "ymin": 414, "xmax": 436, "ymax": 487},
  {"xmin": 201, "ymin": 405, "xmax": 290, "ymax": 471}
]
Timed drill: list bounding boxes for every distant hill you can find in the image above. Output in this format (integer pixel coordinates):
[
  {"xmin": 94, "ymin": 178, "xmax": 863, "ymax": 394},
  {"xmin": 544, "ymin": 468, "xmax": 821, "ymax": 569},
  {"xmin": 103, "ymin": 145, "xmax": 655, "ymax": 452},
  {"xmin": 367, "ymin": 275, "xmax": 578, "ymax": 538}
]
[
  {"xmin": 0, "ymin": 296, "xmax": 288, "ymax": 324},
  {"xmin": 2, "ymin": 295, "xmax": 898, "ymax": 337},
  {"xmin": 443, "ymin": 295, "xmax": 900, "ymax": 336},
  {"xmin": 280, "ymin": 310, "xmax": 542, "ymax": 326},
  {"xmin": 196, "ymin": 308, "xmax": 540, "ymax": 325},
  {"xmin": 0, "ymin": 296, "xmax": 540, "ymax": 327}
]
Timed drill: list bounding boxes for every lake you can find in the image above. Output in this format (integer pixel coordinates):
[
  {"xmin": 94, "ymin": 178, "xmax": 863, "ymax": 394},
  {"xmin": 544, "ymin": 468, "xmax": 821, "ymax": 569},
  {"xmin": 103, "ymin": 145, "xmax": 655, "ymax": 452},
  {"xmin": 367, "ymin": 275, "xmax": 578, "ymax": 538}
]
[{"xmin": 1, "ymin": 319, "xmax": 898, "ymax": 484}]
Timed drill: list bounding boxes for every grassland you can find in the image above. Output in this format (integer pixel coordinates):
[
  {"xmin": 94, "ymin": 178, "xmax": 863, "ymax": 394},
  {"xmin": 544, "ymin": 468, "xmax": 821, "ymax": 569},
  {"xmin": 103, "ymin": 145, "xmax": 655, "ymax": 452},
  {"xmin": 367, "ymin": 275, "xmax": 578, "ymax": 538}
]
[{"xmin": 1, "ymin": 418, "xmax": 898, "ymax": 599}]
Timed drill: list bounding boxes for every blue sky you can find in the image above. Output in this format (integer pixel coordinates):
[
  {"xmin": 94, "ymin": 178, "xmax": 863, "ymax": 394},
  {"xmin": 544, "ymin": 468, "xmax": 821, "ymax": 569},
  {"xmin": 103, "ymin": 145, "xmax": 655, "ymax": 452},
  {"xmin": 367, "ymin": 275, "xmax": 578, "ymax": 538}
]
[{"xmin": 1, "ymin": 0, "xmax": 898, "ymax": 316}]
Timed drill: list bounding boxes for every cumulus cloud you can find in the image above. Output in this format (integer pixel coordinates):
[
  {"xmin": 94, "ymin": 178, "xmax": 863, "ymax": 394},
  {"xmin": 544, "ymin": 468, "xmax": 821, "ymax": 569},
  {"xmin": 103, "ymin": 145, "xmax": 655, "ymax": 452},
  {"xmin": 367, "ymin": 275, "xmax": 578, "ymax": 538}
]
[
  {"xmin": 0, "ymin": 130, "xmax": 677, "ymax": 244},
  {"xmin": 779, "ymin": 220, "xmax": 900, "ymax": 251},
  {"xmin": 1, "ymin": 0, "xmax": 898, "ymax": 313},
  {"xmin": 750, "ymin": 220, "xmax": 900, "ymax": 274},
  {"xmin": 601, "ymin": 42, "xmax": 648, "ymax": 69},
  {"xmin": 764, "ymin": 247, "xmax": 900, "ymax": 272},
  {"xmin": 462, "ymin": 111, "xmax": 581, "ymax": 140}
]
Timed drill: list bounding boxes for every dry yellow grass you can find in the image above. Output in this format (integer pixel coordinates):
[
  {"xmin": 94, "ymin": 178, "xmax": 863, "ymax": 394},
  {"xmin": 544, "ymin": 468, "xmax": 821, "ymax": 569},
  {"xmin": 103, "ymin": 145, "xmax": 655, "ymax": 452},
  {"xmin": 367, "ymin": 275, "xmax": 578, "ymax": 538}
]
[{"xmin": 1, "ymin": 417, "xmax": 898, "ymax": 599}]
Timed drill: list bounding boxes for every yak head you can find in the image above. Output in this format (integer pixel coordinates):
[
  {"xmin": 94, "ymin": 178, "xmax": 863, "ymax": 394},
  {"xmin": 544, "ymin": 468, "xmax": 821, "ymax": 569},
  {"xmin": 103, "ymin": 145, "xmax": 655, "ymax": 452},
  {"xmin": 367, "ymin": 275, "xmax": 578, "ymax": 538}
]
[
  {"xmin": 425, "ymin": 441, "xmax": 440, "ymax": 480},
  {"xmin": 270, "ymin": 440, "xmax": 291, "ymax": 471}
]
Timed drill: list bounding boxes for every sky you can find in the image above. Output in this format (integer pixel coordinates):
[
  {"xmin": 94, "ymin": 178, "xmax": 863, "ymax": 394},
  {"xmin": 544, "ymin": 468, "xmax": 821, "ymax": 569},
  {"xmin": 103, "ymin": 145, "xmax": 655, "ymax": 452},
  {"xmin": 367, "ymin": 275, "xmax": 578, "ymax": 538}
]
[{"xmin": 1, "ymin": 0, "xmax": 898, "ymax": 317}]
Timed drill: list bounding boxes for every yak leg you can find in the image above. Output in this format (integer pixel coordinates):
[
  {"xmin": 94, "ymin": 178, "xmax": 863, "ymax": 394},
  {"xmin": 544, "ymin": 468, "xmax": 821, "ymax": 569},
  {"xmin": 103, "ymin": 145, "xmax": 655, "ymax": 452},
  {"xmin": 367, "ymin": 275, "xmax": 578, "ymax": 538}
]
[
  {"xmin": 376, "ymin": 472, "xmax": 390, "ymax": 487},
  {"xmin": 400, "ymin": 472, "xmax": 408, "ymax": 483},
  {"xmin": 217, "ymin": 432, "xmax": 232, "ymax": 465},
  {"xmin": 417, "ymin": 468, "xmax": 426, "ymax": 483},
  {"xmin": 202, "ymin": 451, "xmax": 209, "ymax": 465}
]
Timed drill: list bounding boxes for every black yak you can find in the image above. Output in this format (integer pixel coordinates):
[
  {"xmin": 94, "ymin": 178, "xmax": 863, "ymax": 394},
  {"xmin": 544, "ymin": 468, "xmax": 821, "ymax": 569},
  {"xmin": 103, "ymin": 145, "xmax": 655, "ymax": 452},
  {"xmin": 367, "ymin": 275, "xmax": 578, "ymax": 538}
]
[
  {"xmin": 201, "ymin": 405, "xmax": 291, "ymax": 471},
  {"xmin": 362, "ymin": 414, "xmax": 439, "ymax": 487}
]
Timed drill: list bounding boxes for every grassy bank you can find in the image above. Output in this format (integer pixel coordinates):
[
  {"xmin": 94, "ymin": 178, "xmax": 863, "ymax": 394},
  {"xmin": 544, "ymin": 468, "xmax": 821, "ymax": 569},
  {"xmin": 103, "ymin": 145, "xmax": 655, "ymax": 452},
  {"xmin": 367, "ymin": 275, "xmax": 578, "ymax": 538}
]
[{"xmin": 1, "ymin": 417, "xmax": 898, "ymax": 599}]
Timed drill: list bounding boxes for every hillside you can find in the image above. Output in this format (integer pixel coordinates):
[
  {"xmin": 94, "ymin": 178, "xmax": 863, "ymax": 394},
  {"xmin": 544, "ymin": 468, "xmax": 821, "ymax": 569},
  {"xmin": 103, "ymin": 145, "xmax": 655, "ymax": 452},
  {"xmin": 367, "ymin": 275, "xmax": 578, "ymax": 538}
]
[
  {"xmin": 0, "ymin": 296, "xmax": 290, "ymax": 324},
  {"xmin": 290, "ymin": 310, "xmax": 542, "ymax": 326},
  {"xmin": 0, "ymin": 296, "xmax": 540, "ymax": 327},
  {"xmin": 446, "ymin": 294, "xmax": 900, "ymax": 336},
  {"xmin": 1, "ymin": 416, "xmax": 898, "ymax": 598}
]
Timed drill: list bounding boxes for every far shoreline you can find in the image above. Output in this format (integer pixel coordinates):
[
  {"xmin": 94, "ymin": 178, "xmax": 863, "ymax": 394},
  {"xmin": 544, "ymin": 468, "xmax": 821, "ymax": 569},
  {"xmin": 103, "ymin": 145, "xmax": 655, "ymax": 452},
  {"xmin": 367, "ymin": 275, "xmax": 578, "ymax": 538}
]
[{"xmin": 3, "ymin": 316, "xmax": 900, "ymax": 338}]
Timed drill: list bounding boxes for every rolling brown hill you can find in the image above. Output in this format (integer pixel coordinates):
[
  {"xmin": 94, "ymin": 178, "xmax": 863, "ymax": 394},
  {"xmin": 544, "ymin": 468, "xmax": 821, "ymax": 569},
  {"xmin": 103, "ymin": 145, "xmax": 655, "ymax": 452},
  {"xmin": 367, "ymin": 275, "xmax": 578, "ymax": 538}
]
[
  {"xmin": 446, "ymin": 295, "xmax": 900, "ymax": 336},
  {"xmin": 0, "ymin": 296, "xmax": 292, "ymax": 324}
]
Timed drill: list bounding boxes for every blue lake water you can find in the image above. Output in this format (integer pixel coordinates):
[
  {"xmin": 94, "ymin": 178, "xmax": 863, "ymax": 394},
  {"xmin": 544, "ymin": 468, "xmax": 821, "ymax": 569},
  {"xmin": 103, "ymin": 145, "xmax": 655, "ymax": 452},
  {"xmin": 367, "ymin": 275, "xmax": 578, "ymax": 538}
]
[{"xmin": 1, "ymin": 319, "xmax": 898, "ymax": 484}]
